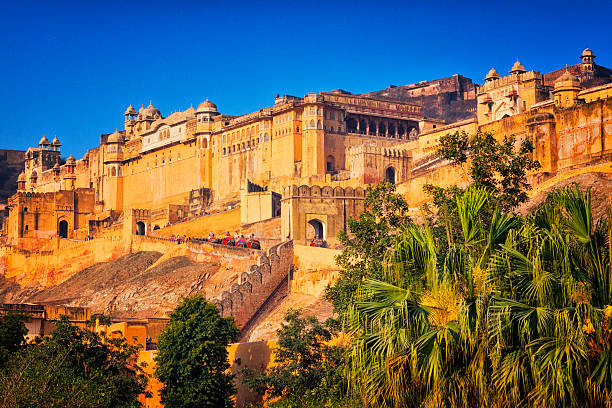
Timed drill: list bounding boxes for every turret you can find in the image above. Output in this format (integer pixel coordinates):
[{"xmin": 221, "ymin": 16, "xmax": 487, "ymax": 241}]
[
  {"xmin": 17, "ymin": 171, "xmax": 26, "ymax": 191},
  {"xmin": 553, "ymin": 70, "xmax": 582, "ymax": 108},
  {"xmin": 509, "ymin": 60, "xmax": 526, "ymax": 75},
  {"xmin": 50, "ymin": 135, "xmax": 61, "ymax": 152},
  {"xmin": 196, "ymin": 98, "xmax": 218, "ymax": 123},
  {"xmin": 62, "ymin": 154, "xmax": 77, "ymax": 190},
  {"xmin": 484, "ymin": 67, "xmax": 500, "ymax": 82},
  {"xmin": 38, "ymin": 135, "xmax": 50, "ymax": 149},
  {"xmin": 580, "ymin": 47, "xmax": 595, "ymax": 79},
  {"xmin": 124, "ymin": 104, "xmax": 137, "ymax": 137}
]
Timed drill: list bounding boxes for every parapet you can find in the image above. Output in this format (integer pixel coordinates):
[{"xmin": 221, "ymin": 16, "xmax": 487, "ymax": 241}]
[
  {"xmin": 347, "ymin": 143, "xmax": 410, "ymax": 158},
  {"xmin": 211, "ymin": 240, "xmax": 294, "ymax": 328},
  {"xmin": 282, "ymin": 184, "xmax": 365, "ymax": 199}
]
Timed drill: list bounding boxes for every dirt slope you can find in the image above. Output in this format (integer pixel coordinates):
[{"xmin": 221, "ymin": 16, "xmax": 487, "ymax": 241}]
[{"xmin": 4, "ymin": 251, "xmax": 222, "ymax": 319}]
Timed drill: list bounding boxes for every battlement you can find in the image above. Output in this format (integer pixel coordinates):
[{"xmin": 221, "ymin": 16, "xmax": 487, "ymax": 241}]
[
  {"xmin": 347, "ymin": 144, "xmax": 410, "ymax": 158},
  {"xmin": 212, "ymin": 240, "xmax": 293, "ymax": 328},
  {"xmin": 478, "ymin": 71, "xmax": 544, "ymax": 93},
  {"xmin": 282, "ymin": 184, "xmax": 365, "ymax": 199}
]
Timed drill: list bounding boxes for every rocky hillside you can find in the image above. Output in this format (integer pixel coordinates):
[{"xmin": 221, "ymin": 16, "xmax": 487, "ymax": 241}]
[
  {"xmin": 517, "ymin": 171, "xmax": 612, "ymax": 218},
  {"xmin": 2, "ymin": 251, "xmax": 224, "ymax": 319}
]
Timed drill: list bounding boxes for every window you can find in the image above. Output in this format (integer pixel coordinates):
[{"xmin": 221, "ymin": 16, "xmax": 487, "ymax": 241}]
[{"xmin": 310, "ymin": 119, "xmax": 315, "ymax": 128}]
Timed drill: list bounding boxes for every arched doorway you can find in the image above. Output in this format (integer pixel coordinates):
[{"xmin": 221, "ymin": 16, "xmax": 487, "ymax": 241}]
[
  {"xmin": 385, "ymin": 167, "xmax": 396, "ymax": 184},
  {"xmin": 58, "ymin": 220, "xmax": 68, "ymax": 238},
  {"xmin": 306, "ymin": 219, "xmax": 325, "ymax": 241},
  {"xmin": 136, "ymin": 221, "xmax": 146, "ymax": 236}
]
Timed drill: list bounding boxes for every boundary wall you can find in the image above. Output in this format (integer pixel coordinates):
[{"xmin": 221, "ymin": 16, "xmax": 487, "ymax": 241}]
[{"xmin": 213, "ymin": 240, "xmax": 293, "ymax": 328}]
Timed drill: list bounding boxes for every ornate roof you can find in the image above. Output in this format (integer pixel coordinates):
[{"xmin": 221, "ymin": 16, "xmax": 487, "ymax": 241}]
[
  {"xmin": 124, "ymin": 104, "xmax": 137, "ymax": 116},
  {"xmin": 581, "ymin": 47, "xmax": 594, "ymax": 58},
  {"xmin": 509, "ymin": 60, "xmax": 526, "ymax": 74},
  {"xmin": 554, "ymin": 70, "xmax": 581, "ymax": 92},
  {"xmin": 143, "ymin": 101, "xmax": 161, "ymax": 118},
  {"xmin": 107, "ymin": 129, "xmax": 124, "ymax": 144},
  {"xmin": 197, "ymin": 98, "xmax": 218, "ymax": 113},
  {"xmin": 38, "ymin": 135, "xmax": 50, "ymax": 146},
  {"xmin": 484, "ymin": 67, "xmax": 500, "ymax": 81},
  {"xmin": 18, "ymin": 171, "xmax": 26, "ymax": 182},
  {"xmin": 65, "ymin": 154, "xmax": 76, "ymax": 165},
  {"xmin": 51, "ymin": 135, "xmax": 61, "ymax": 147}
]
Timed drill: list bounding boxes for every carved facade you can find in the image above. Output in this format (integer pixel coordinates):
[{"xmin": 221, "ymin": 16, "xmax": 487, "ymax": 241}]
[{"xmin": 6, "ymin": 48, "xmax": 612, "ymax": 247}]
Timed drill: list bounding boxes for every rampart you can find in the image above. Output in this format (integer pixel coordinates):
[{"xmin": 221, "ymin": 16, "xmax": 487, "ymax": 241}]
[
  {"xmin": 212, "ymin": 240, "xmax": 293, "ymax": 328},
  {"xmin": 281, "ymin": 184, "xmax": 365, "ymax": 247}
]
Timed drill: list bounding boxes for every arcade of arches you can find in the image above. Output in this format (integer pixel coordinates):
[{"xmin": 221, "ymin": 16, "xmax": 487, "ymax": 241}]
[{"xmin": 345, "ymin": 114, "xmax": 419, "ymax": 140}]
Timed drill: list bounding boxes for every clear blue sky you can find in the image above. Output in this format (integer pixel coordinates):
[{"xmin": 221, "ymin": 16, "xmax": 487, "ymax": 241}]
[{"xmin": 0, "ymin": 0, "xmax": 610, "ymax": 157}]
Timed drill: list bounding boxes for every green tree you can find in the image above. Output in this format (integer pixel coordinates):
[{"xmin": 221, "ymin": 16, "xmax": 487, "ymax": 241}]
[
  {"xmin": 0, "ymin": 312, "xmax": 29, "ymax": 367},
  {"xmin": 155, "ymin": 295, "xmax": 240, "ymax": 408},
  {"xmin": 434, "ymin": 130, "xmax": 540, "ymax": 211},
  {"xmin": 242, "ymin": 309, "xmax": 357, "ymax": 408},
  {"xmin": 325, "ymin": 182, "xmax": 411, "ymax": 313},
  {"xmin": 0, "ymin": 315, "xmax": 147, "ymax": 408},
  {"xmin": 345, "ymin": 185, "xmax": 612, "ymax": 407}
]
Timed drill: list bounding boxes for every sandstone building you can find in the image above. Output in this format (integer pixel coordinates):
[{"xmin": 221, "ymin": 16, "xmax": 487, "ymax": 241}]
[{"xmin": 5, "ymin": 48, "xmax": 612, "ymax": 247}]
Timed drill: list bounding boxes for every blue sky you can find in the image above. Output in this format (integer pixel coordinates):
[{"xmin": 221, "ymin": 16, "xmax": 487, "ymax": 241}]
[{"xmin": 0, "ymin": 0, "xmax": 610, "ymax": 157}]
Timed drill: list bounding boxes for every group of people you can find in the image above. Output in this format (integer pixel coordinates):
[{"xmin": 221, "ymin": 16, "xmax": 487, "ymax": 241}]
[
  {"xmin": 169, "ymin": 234, "xmax": 188, "ymax": 244},
  {"xmin": 205, "ymin": 231, "xmax": 261, "ymax": 249}
]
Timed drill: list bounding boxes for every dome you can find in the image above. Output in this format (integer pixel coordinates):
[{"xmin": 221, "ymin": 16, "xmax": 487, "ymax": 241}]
[
  {"xmin": 66, "ymin": 154, "xmax": 76, "ymax": 165},
  {"xmin": 143, "ymin": 101, "xmax": 161, "ymax": 118},
  {"xmin": 38, "ymin": 135, "xmax": 50, "ymax": 146},
  {"xmin": 107, "ymin": 129, "xmax": 124, "ymax": 144},
  {"xmin": 581, "ymin": 47, "xmax": 594, "ymax": 58},
  {"xmin": 124, "ymin": 104, "xmax": 137, "ymax": 116},
  {"xmin": 51, "ymin": 135, "xmax": 61, "ymax": 147},
  {"xmin": 197, "ymin": 98, "xmax": 218, "ymax": 113},
  {"xmin": 554, "ymin": 70, "xmax": 581, "ymax": 92},
  {"xmin": 509, "ymin": 60, "xmax": 526, "ymax": 74},
  {"xmin": 484, "ymin": 67, "xmax": 500, "ymax": 81},
  {"xmin": 18, "ymin": 171, "xmax": 26, "ymax": 182}
]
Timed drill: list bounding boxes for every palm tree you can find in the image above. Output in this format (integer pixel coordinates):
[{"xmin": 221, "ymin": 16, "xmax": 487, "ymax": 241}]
[{"xmin": 345, "ymin": 185, "xmax": 612, "ymax": 408}]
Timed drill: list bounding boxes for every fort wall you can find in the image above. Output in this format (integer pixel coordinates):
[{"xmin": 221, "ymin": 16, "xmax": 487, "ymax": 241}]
[{"xmin": 212, "ymin": 240, "xmax": 293, "ymax": 328}]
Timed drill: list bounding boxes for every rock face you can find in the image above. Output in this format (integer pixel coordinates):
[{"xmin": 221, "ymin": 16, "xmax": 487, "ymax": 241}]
[{"xmin": 517, "ymin": 172, "xmax": 612, "ymax": 219}]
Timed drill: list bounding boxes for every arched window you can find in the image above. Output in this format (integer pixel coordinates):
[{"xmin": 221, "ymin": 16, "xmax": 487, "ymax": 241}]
[
  {"xmin": 326, "ymin": 155, "xmax": 335, "ymax": 172},
  {"xmin": 111, "ymin": 167, "xmax": 116, "ymax": 177},
  {"xmin": 317, "ymin": 120, "xmax": 322, "ymax": 129},
  {"xmin": 310, "ymin": 120, "xmax": 315, "ymax": 129}
]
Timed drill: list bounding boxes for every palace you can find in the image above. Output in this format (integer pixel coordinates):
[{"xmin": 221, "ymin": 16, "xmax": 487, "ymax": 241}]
[{"xmin": 5, "ymin": 48, "xmax": 612, "ymax": 247}]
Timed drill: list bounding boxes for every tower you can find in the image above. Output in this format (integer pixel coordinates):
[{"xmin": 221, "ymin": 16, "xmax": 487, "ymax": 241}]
[
  {"xmin": 124, "ymin": 104, "xmax": 137, "ymax": 138},
  {"xmin": 580, "ymin": 47, "xmax": 595, "ymax": 80}
]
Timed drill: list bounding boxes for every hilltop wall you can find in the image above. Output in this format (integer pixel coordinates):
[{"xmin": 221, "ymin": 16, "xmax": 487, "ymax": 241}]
[{"xmin": 213, "ymin": 240, "xmax": 293, "ymax": 328}]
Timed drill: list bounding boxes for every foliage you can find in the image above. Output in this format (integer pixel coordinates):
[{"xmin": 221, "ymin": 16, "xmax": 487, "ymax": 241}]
[
  {"xmin": 0, "ymin": 312, "xmax": 29, "ymax": 368},
  {"xmin": 242, "ymin": 309, "xmax": 359, "ymax": 408},
  {"xmin": 325, "ymin": 182, "xmax": 411, "ymax": 313},
  {"xmin": 0, "ymin": 315, "xmax": 147, "ymax": 408},
  {"xmin": 436, "ymin": 130, "xmax": 541, "ymax": 211},
  {"xmin": 346, "ymin": 184, "xmax": 612, "ymax": 407},
  {"xmin": 155, "ymin": 295, "xmax": 240, "ymax": 408}
]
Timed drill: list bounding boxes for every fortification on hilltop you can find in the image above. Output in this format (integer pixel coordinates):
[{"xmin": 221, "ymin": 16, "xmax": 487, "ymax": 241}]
[{"xmin": 4, "ymin": 47, "xmax": 612, "ymax": 249}]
